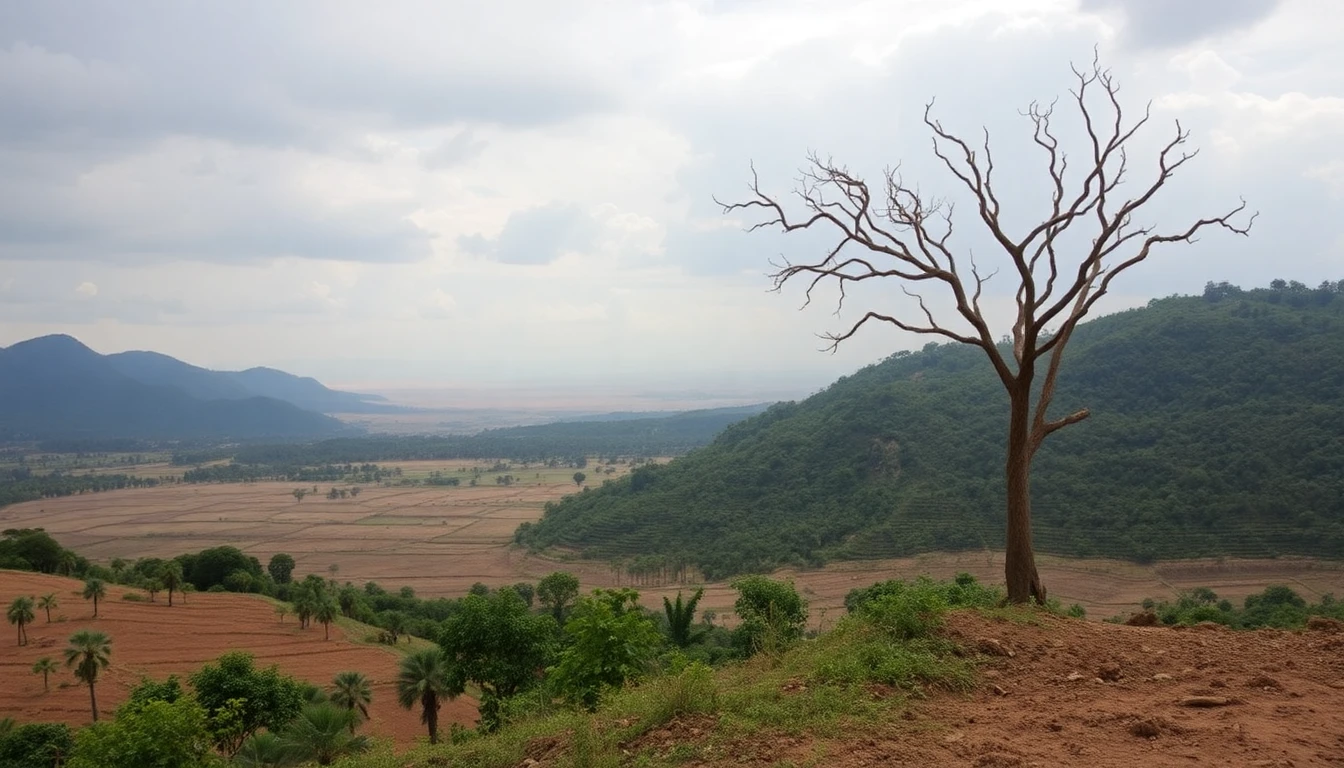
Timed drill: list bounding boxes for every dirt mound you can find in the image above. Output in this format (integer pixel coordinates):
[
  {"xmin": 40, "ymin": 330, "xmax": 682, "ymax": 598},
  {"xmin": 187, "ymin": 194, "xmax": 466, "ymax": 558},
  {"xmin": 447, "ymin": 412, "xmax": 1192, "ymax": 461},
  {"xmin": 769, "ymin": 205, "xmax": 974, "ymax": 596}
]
[{"xmin": 0, "ymin": 570, "xmax": 476, "ymax": 746}]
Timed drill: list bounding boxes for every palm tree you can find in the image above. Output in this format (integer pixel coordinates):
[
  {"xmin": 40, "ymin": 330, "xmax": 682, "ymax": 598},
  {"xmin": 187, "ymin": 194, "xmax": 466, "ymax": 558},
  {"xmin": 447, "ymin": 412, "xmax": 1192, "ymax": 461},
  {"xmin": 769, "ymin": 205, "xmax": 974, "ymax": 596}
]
[
  {"xmin": 280, "ymin": 703, "xmax": 371, "ymax": 766},
  {"xmin": 663, "ymin": 587, "xmax": 707, "ymax": 648},
  {"xmin": 315, "ymin": 598, "xmax": 338, "ymax": 640},
  {"xmin": 7, "ymin": 596, "xmax": 35, "ymax": 646},
  {"xmin": 396, "ymin": 649, "xmax": 456, "ymax": 745},
  {"xmin": 32, "ymin": 657, "xmax": 58, "ymax": 692},
  {"xmin": 330, "ymin": 671, "xmax": 372, "ymax": 732},
  {"xmin": 233, "ymin": 731, "xmax": 290, "ymax": 768},
  {"xmin": 64, "ymin": 630, "xmax": 112, "ymax": 722},
  {"xmin": 82, "ymin": 578, "xmax": 107, "ymax": 618},
  {"xmin": 159, "ymin": 561, "xmax": 185, "ymax": 607},
  {"xmin": 37, "ymin": 592, "xmax": 58, "ymax": 623},
  {"xmin": 109, "ymin": 558, "xmax": 128, "ymax": 583}
]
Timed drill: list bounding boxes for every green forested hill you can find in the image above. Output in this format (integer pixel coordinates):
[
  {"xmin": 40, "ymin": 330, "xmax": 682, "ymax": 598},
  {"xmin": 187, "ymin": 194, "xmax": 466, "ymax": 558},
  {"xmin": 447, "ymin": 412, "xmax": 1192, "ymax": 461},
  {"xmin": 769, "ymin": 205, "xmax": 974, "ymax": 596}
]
[{"xmin": 519, "ymin": 282, "xmax": 1344, "ymax": 578}]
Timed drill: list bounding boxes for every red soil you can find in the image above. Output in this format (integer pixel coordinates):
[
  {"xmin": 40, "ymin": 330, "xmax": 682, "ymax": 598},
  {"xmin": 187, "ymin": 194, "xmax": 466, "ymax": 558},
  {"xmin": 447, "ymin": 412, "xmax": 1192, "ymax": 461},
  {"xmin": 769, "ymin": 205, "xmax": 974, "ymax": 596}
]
[
  {"xmin": 640, "ymin": 611, "xmax": 1344, "ymax": 767},
  {"xmin": 0, "ymin": 570, "xmax": 476, "ymax": 746}
]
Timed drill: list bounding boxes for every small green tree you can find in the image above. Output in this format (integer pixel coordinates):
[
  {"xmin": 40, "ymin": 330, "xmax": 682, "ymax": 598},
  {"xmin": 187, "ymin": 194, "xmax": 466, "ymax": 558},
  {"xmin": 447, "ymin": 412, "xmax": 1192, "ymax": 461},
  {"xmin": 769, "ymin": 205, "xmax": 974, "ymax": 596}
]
[
  {"xmin": 275, "ymin": 605, "xmax": 289, "ymax": 624},
  {"xmin": 731, "ymin": 576, "xmax": 808, "ymax": 656},
  {"xmin": 279, "ymin": 702, "xmax": 370, "ymax": 766},
  {"xmin": 64, "ymin": 630, "xmax": 112, "ymax": 722},
  {"xmin": 537, "ymin": 571, "xmax": 580, "ymax": 623},
  {"xmin": 0, "ymin": 722, "xmax": 74, "ymax": 768},
  {"xmin": 7, "ymin": 596, "xmax": 34, "ymax": 646},
  {"xmin": 330, "ymin": 671, "xmax": 372, "ymax": 732},
  {"xmin": 663, "ymin": 587, "xmax": 707, "ymax": 648},
  {"xmin": 82, "ymin": 579, "xmax": 106, "ymax": 618},
  {"xmin": 437, "ymin": 589, "xmax": 555, "ymax": 731},
  {"xmin": 396, "ymin": 649, "xmax": 458, "ymax": 745},
  {"xmin": 550, "ymin": 588, "xmax": 662, "ymax": 711},
  {"xmin": 572, "ymin": 471, "xmax": 586, "ymax": 486},
  {"xmin": 67, "ymin": 696, "xmax": 218, "ymax": 768},
  {"xmin": 189, "ymin": 651, "xmax": 303, "ymax": 755},
  {"xmin": 315, "ymin": 598, "xmax": 338, "ymax": 641},
  {"xmin": 292, "ymin": 488, "xmax": 307, "ymax": 503},
  {"xmin": 37, "ymin": 592, "xmax": 58, "ymax": 623},
  {"xmin": 32, "ymin": 656, "xmax": 58, "ymax": 692},
  {"xmin": 267, "ymin": 553, "xmax": 296, "ymax": 585},
  {"xmin": 144, "ymin": 579, "xmax": 162, "ymax": 602},
  {"xmin": 159, "ymin": 561, "xmax": 185, "ymax": 607}
]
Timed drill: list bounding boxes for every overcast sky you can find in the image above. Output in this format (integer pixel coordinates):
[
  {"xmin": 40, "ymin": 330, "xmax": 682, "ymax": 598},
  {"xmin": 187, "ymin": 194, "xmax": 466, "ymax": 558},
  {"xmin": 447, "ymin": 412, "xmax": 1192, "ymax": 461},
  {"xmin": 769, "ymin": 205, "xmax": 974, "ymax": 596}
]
[{"xmin": 0, "ymin": 0, "xmax": 1338, "ymax": 396}]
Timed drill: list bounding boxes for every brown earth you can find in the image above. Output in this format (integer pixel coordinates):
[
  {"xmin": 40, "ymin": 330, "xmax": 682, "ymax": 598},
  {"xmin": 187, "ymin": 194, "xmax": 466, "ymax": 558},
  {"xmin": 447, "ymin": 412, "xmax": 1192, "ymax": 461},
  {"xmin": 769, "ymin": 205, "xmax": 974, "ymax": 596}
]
[
  {"xmin": 629, "ymin": 611, "xmax": 1344, "ymax": 767},
  {"xmin": 0, "ymin": 570, "xmax": 476, "ymax": 746}
]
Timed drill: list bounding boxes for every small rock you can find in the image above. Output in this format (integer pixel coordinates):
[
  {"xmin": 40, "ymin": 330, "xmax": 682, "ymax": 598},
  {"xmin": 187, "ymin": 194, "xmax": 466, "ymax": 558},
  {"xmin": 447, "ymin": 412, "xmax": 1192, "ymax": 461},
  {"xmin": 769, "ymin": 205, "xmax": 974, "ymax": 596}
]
[
  {"xmin": 977, "ymin": 638, "xmax": 1016, "ymax": 657},
  {"xmin": 1129, "ymin": 719, "xmax": 1162, "ymax": 739},
  {"xmin": 1245, "ymin": 675, "xmax": 1281, "ymax": 689},
  {"xmin": 1178, "ymin": 696, "xmax": 1235, "ymax": 707},
  {"xmin": 992, "ymin": 684, "xmax": 1009, "ymax": 696},
  {"xmin": 1046, "ymin": 721, "xmax": 1064, "ymax": 732},
  {"xmin": 1097, "ymin": 664, "xmax": 1123, "ymax": 682},
  {"xmin": 1066, "ymin": 672, "xmax": 1085, "ymax": 682},
  {"xmin": 1152, "ymin": 673, "xmax": 1173, "ymax": 681}
]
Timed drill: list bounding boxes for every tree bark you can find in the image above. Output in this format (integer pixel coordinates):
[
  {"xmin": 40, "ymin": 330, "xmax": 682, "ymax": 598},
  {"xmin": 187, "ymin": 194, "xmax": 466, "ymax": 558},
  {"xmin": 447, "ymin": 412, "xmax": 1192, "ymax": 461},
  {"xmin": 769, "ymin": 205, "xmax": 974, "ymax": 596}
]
[
  {"xmin": 89, "ymin": 681, "xmax": 98, "ymax": 722},
  {"xmin": 1005, "ymin": 386, "xmax": 1046, "ymax": 604},
  {"xmin": 425, "ymin": 692, "xmax": 439, "ymax": 745}
]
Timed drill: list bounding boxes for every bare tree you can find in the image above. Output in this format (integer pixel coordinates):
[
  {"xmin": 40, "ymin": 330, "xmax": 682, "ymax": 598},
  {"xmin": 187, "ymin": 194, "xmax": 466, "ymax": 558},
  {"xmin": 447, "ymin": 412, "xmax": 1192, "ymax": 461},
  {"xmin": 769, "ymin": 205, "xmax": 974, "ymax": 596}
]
[{"xmin": 719, "ymin": 56, "xmax": 1254, "ymax": 604}]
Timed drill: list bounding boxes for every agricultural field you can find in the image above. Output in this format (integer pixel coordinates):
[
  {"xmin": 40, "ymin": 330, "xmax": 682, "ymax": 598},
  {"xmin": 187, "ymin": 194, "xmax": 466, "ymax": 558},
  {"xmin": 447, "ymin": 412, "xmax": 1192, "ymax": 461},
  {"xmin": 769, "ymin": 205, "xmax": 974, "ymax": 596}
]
[
  {"xmin": 0, "ymin": 570, "xmax": 476, "ymax": 746},
  {"xmin": 7, "ymin": 456, "xmax": 1344, "ymax": 628},
  {"xmin": 0, "ymin": 460, "xmax": 630, "ymax": 596}
]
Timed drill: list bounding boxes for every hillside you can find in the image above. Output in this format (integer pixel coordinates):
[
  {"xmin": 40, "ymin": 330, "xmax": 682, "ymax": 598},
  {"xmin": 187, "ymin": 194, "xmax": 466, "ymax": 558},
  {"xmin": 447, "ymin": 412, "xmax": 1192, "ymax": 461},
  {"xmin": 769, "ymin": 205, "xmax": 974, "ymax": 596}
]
[
  {"xmin": 0, "ymin": 570, "xmax": 476, "ymax": 745},
  {"xmin": 106, "ymin": 350, "xmax": 403, "ymax": 414},
  {"xmin": 520, "ymin": 282, "xmax": 1344, "ymax": 578},
  {"xmin": 0, "ymin": 335, "xmax": 348, "ymax": 441}
]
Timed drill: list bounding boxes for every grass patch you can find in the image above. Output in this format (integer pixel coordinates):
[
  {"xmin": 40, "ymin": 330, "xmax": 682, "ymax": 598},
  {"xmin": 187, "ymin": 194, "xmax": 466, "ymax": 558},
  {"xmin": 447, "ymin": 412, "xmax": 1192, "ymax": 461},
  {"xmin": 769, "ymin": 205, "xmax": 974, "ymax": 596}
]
[{"xmin": 337, "ymin": 578, "xmax": 980, "ymax": 768}]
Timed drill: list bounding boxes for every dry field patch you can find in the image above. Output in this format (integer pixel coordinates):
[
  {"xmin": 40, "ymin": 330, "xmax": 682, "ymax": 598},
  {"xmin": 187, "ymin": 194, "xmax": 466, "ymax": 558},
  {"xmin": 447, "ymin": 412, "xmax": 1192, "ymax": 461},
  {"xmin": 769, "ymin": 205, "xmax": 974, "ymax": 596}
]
[{"xmin": 0, "ymin": 570, "xmax": 476, "ymax": 746}]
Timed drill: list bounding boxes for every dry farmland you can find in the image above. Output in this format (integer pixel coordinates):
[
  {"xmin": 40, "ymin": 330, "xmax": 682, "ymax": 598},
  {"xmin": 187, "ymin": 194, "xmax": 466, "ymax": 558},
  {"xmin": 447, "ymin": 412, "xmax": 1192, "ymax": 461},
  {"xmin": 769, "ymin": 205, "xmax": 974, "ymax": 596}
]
[
  {"xmin": 0, "ymin": 570, "xmax": 476, "ymax": 746},
  {"xmin": 5, "ymin": 457, "xmax": 1344, "ymax": 624}
]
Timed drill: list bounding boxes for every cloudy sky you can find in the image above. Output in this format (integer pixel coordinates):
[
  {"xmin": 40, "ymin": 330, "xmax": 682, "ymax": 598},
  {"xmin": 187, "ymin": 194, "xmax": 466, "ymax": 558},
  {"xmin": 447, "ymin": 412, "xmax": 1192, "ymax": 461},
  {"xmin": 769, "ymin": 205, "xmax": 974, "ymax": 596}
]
[{"xmin": 0, "ymin": 0, "xmax": 1338, "ymax": 398}]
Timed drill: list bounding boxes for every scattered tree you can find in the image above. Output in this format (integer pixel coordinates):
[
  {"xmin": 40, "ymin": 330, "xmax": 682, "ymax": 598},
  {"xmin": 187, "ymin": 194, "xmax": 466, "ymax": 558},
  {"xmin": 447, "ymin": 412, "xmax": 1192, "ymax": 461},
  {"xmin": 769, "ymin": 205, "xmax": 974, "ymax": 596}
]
[
  {"xmin": 189, "ymin": 650, "xmax": 304, "ymax": 755},
  {"xmin": 32, "ymin": 656, "xmax": 58, "ymax": 692},
  {"xmin": 67, "ymin": 693, "xmax": 215, "ymax": 768},
  {"xmin": 37, "ymin": 592, "xmax": 58, "ymax": 623},
  {"xmin": 82, "ymin": 579, "xmax": 106, "ymax": 618},
  {"xmin": 268, "ymin": 553, "xmax": 296, "ymax": 585},
  {"xmin": 159, "ymin": 561, "xmax": 184, "ymax": 607},
  {"xmin": 663, "ymin": 587, "xmax": 707, "ymax": 648},
  {"xmin": 275, "ymin": 605, "xmax": 290, "ymax": 624},
  {"xmin": 572, "ymin": 471, "xmax": 586, "ymax": 487},
  {"xmin": 315, "ymin": 598, "xmax": 338, "ymax": 641},
  {"xmin": 7, "ymin": 596, "xmax": 34, "ymax": 646},
  {"xmin": 329, "ymin": 671, "xmax": 372, "ymax": 732},
  {"xmin": 437, "ymin": 589, "xmax": 553, "ymax": 731},
  {"xmin": 279, "ymin": 702, "xmax": 370, "ymax": 766},
  {"xmin": 292, "ymin": 488, "xmax": 308, "ymax": 503},
  {"xmin": 720, "ymin": 56, "xmax": 1254, "ymax": 603},
  {"xmin": 731, "ymin": 576, "xmax": 808, "ymax": 656},
  {"xmin": 396, "ymin": 649, "xmax": 457, "ymax": 745},
  {"xmin": 550, "ymin": 588, "xmax": 661, "ymax": 710},
  {"xmin": 64, "ymin": 630, "xmax": 112, "ymax": 722},
  {"xmin": 537, "ymin": 571, "xmax": 581, "ymax": 624}
]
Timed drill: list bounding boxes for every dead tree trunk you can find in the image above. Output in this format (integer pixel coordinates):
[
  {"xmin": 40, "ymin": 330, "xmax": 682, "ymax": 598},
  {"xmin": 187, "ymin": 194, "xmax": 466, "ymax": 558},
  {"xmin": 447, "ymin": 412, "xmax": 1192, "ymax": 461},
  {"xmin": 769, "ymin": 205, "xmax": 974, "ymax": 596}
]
[{"xmin": 720, "ymin": 54, "xmax": 1253, "ymax": 602}]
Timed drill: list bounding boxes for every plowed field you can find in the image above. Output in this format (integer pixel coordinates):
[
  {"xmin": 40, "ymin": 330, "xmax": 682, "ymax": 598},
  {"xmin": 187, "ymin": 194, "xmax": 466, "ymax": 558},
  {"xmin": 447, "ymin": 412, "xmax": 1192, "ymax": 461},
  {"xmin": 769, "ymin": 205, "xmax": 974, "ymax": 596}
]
[{"xmin": 0, "ymin": 570, "xmax": 476, "ymax": 745}]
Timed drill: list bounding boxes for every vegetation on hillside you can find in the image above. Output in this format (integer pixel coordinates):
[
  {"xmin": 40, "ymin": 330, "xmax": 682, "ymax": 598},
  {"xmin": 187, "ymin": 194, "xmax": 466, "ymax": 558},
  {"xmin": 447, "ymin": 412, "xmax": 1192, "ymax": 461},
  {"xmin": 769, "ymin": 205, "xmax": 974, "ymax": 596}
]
[{"xmin": 520, "ymin": 283, "xmax": 1344, "ymax": 578}]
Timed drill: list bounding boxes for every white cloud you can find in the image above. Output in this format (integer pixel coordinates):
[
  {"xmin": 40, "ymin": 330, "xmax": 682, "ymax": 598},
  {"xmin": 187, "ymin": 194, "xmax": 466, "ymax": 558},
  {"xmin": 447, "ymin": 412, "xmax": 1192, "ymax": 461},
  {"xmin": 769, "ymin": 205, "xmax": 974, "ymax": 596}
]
[{"xmin": 0, "ymin": 0, "xmax": 1337, "ymax": 389}]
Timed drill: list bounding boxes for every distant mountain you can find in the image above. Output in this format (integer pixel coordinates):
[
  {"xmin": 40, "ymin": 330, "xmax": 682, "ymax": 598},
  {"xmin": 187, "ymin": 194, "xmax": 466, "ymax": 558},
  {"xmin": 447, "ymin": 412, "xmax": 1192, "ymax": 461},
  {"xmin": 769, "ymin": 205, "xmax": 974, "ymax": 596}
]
[
  {"xmin": 105, "ymin": 351, "xmax": 404, "ymax": 414},
  {"xmin": 519, "ymin": 281, "xmax": 1344, "ymax": 578},
  {"xmin": 0, "ymin": 335, "xmax": 350, "ymax": 441},
  {"xmin": 223, "ymin": 367, "xmax": 399, "ymax": 414}
]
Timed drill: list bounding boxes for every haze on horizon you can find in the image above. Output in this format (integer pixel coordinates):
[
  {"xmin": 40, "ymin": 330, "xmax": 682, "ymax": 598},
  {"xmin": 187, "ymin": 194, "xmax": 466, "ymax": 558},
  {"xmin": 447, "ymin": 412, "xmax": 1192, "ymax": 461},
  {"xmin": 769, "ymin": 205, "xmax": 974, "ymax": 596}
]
[{"xmin": 1, "ymin": 0, "xmax": 1339, "ymax": 399}]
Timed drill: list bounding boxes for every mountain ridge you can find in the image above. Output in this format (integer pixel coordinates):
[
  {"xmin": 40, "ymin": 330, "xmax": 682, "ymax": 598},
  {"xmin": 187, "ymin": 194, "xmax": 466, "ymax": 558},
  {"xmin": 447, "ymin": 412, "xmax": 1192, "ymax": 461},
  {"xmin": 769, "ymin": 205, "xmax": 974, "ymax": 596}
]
[{"xmin": 0, "ymin": 335, "xmax": 354, "ymax": 441}]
